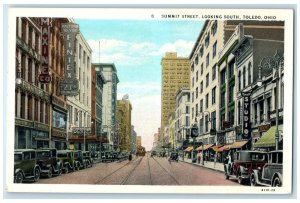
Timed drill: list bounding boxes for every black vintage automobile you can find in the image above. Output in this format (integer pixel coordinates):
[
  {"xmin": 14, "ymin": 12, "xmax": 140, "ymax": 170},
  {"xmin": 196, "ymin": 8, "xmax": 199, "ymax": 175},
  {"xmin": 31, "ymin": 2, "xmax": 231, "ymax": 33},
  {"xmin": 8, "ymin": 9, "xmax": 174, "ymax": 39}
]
[
  {"xmin": 14, "ymin": 149, "xmax": 41, "ymax": 183},
  {"xmin": 57, "ymin": 150, "xmax": 76, "ymax": 173},
  {"xmin": 250, "ymin": 150, "xmax": 283, "ymax": 187},
  {"xmin": 82, "ymin": 151, "xmax": 93, "ymax": 168},
  {"xmin": 36, "ymin": 148, "xmax": 63, "ymax": 178},
  {"xmin": 168, "ymin": 152, "xmax": 179, "ymax": 162},
  {"xmin": 224, "ymin": 150, "xmax": 268, "ymax": 185}
]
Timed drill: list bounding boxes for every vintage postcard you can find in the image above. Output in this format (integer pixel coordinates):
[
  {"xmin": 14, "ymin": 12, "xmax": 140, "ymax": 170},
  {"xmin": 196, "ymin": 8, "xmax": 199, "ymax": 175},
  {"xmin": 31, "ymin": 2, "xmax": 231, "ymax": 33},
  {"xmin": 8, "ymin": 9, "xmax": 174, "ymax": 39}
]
[{"xmin": 4, "ymin": 7, "xmax": 294, "ymax": 195}]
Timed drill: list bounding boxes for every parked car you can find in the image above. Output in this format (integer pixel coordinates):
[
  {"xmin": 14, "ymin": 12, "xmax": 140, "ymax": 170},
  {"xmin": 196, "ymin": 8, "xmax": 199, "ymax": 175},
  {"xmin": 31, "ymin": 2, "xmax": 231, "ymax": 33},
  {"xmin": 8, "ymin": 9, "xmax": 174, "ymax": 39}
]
[
  {"xmin": 82, "ymin": 151, "xmax": 93, "ymax": 168},
  {"xmin": 14, "ymin": 149, "xmax": 41, "ymax": 183},
  {"xmin": 250, "ymin": 150, "xmax": 283, "ymax": 187},
  {"xmin": 150, "ymin": 151, "xmax": 157, "ymax": 157},
  {"xmin": 36, "ymin": 148, "xmax": 63, "ymax": 178},
  {"xmin": 168, "ymin": 152, "xmax": 179, "ymax": 162},
  {"xmin": 224, "ymin": 150, "xmax": 268, "ymax": 185},
  {"xmin": 73, "ymin": 150, "xmax": 85, "ymax": 169},
  {"xmin": 57, "ymin": 150, "xmax": 76, "ymax": 173}
]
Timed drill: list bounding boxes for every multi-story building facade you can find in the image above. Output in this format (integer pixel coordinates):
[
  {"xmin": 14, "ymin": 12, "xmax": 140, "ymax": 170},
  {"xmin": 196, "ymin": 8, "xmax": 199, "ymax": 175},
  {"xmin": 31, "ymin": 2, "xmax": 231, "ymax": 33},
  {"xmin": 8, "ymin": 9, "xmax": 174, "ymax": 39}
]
[
  {"xmin": 190, "ymin": 20, "xmax": 284, "ymax": 149},
  {"xmin": 137, "ymin": 136, "xmax": 142, "ymax": 147},
  {"xmin": 93, "ymin": 63, "xmax": 119, "ymax": 150},
  {"xmin": 175, "ymin": 88, "xmax": 191, "ymax": 150},
  {"xmin": 67, "ymin": 31, "xmax": 93, "ymax": 151},
  {"xmin": 15, "ymin": 17, "xmax": 51, "ymax": 149},
  {"xmin": 131, "ymin": 125, "xmax": 137, "ymax": 154},
  {"xmin": 189, "ymin": 20, "xmax": 224, "ymax": 147},
  {"xmin": 116, "ymin": 98, "xmax": 132, "ymax": 151},
  {"xmin": 167, "ymin": 112, "xmax": 176, "ymax": 151},
  {"xmin": 91, "ymin": 65, "xmax": 107, "ymax": 151},
  {"xmin": 217, "ymin": 22, "xmax": 284, "ymax": 150},
  {"xmin": 161, "ymin": 52, "xmax": 190, "ymax": 145}
]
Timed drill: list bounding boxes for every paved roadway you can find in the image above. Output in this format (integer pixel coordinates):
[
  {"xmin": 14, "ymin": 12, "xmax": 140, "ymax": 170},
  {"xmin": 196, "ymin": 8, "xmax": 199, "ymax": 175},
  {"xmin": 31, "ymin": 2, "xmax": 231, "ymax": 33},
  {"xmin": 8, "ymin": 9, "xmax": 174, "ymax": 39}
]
[{"xmin": 36, "ymin": 155, "xmax": 241, "ymax": 186}]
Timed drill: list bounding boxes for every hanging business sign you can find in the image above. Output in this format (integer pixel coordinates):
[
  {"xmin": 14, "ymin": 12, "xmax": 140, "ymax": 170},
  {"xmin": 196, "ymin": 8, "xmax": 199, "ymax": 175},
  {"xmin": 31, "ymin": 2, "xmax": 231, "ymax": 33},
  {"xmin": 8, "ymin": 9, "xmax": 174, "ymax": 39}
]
[
  {"xmin": 38, "ymin": 18, "xmax": 52, "ymax": 83},
  {"xmin": 60, "ymin": 23, "xmax": 79, "ymax": 96},
  {"xmin": 243, "ymin": 92, "xmax": 251, "ymax": 139}
]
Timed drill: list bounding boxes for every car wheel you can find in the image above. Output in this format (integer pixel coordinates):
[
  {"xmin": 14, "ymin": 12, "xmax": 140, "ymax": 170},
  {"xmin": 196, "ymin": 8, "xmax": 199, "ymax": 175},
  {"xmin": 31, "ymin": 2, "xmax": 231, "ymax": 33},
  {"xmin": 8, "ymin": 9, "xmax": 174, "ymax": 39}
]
[
  {"xmin": 48, "ymin": 167, "xmax": 53, "ymax": 178},
  {"xmin": 272, "ymin": 176, "xmax": 282, "ymax": 187},
  {"xmin": 238, "ymin": 174, "xmax": 244, "ymax": 185},
  {"xmin": 250, "ymin": 174, "xmax": 257, "ymax": 186},
  {"xmin": 33, "ymin": 167, "xmax": 40, "ymax": 182},
  {"xmin": 57, "ymin": 166, "xmax": 62, "ymax": 176},
  {"xmin": 64, "ymin": 166, "xmax": 69, "ymax": 174},
  {"xmin": 15, "ymin": 171, "xmax": 23, "ymax": 183}
]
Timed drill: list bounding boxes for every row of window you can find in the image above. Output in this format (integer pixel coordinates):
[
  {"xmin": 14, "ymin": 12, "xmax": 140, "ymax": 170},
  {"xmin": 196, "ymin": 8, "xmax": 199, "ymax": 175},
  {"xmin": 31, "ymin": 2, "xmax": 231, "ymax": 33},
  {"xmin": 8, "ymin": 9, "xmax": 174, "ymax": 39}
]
[{"xmin": 192, "ymin": 64, "xmax": 217, "ymax": 88}]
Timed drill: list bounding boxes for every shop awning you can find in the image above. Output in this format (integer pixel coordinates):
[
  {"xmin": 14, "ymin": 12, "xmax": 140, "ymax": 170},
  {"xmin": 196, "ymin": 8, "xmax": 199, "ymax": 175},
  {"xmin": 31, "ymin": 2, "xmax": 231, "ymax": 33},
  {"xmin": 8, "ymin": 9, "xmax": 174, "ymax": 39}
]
[
  {"xmin": 254, "ymin": 125, "xmax": 283, "ymax": 148},
  {"xmin": 217, "ymin": 144, "xmax": 232, "ymax": 152},
  {"xmin": 184, "ymin": 146, "xmax": 193, "ymax": 152},
  {"xmin": 212, "ymin": 146, "xmax": 222, "ymax": 152},
  {"xmin": 196, "ymin": 144, "xmax": 214, "ymax": 151},
  {"xmin": 230, "ymin": 140, "xmax": 249, "ymax": 149}
]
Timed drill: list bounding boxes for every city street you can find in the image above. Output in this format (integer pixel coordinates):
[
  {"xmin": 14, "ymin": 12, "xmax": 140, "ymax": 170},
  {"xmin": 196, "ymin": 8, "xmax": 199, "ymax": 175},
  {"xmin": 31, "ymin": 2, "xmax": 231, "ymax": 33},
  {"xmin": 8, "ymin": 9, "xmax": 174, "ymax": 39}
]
[{"xmin": 36, "ymin": 155, "xmax": 241, "ymax": 186}]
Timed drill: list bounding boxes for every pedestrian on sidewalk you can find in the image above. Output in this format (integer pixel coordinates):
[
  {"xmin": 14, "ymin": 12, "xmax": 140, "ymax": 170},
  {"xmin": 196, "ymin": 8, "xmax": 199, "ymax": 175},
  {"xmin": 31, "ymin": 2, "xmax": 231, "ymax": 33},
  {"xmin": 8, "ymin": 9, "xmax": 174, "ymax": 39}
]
[{"xmin": 197, "ymin": 152, "xmax": 202, "ymax": 164}]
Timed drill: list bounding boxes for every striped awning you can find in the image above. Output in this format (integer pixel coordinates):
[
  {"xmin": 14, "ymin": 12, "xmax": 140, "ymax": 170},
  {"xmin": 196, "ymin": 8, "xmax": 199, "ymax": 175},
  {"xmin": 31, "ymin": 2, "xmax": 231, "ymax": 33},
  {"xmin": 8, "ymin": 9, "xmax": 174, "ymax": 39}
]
[
  {"xmin": 254, "ymin": 125, "xmax": 283, "ymax": 148},
  {"xmin": 230, "ymin": 140, "xmax": 249, "ymax": 149},
  {"xmin": 218, "ymin": 144, "xmax": 232, "ymax": 152},
  {"xmin": 184, "ymin": 146, "xmax": 193, "ymax": 152},
  {"xmin": 196, "ymin": 144, "xmax": 214, "ymax": 151}
]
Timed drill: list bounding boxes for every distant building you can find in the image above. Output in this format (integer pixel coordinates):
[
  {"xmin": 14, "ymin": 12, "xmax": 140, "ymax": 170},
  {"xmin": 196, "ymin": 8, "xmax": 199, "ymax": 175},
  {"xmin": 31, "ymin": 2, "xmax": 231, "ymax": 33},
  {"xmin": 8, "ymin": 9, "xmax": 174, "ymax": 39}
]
[
  {"xmin": 131, "ymin": 125, "xmax": 137, "ymax": 153},
  {"xmin": 161, "ymin": 52, "xmax": 190, "ymax": 146},
  {"xmin": 116, "ymin": 98, "xmax": 132, "ymax": 151},
  {"xmin": 137, "ymin": 136, "xmax": 142, "ymax": 147},
  {"xmin": 93, "ymin": 63, "xmax": 119, "ymax": 150}
]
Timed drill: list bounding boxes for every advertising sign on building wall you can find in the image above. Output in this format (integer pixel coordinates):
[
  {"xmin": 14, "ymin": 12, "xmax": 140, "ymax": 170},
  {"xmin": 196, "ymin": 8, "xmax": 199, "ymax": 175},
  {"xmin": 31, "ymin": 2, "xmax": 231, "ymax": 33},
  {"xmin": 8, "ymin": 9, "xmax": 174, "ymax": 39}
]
[
  {"xmin": 60, "ymin": 23, "xmax": 79, "ymax": 96},
  {"xmin": 38, "ymin": 18, "xmax": 52, "ymax": 83},
  {"xmin": 243, "ymin": 92, "xmax": 251, "ymax": 139}
]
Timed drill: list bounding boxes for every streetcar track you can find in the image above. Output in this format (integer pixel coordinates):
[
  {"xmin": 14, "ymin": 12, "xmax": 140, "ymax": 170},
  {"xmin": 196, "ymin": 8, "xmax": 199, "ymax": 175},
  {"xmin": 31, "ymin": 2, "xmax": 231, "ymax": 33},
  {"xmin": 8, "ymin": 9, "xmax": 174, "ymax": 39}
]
[
  {"xmin": 147, "ymin": 155, "xmax": 152, "ymax": 185},
  {"xmin": 120, "ymin": 156, "xmax": 143, "ymax": 185},
  {"xmin": 94, "ymin": 157, "xmax": 141, "ymax": 184},
  {"xmin": 151, "ymin": 157, "xmax": 180, "ymax": 185}
]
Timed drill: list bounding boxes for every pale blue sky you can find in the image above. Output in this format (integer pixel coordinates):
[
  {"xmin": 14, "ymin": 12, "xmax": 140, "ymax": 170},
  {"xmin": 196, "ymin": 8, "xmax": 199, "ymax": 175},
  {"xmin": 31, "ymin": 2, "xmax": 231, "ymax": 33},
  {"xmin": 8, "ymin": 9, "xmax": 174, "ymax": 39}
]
[{"xmin": 75, "ymin": 19, "xmax": 204, "ymax": 149}]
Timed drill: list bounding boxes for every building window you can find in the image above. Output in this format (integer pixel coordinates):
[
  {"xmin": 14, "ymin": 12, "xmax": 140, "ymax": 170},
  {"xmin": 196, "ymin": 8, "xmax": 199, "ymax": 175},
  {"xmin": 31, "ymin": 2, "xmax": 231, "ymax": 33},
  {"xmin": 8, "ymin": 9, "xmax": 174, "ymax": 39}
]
[
  {"xmin": 238, "ymin": 70, "xmax": 241, "ymax": 91},
  {"xmin": 229, "ymin": 109, "xmax": 235, "ymax": 127},
  {"xmin": 191, "ymin": 63, "xmax": 194, "ymax": 72},
  {"xmin": 200, "ymin": 81, "xmax": 203, "ymax": 93},
  {"xmin": 211, "ymin": 21, "xmax": 218, "ymax": 36},
  {"xmin": 206, "ymin": 93, "xmax": 209, "ymax": 109},
  {"xmin": 192, "ymin": 92, "xmax": 194, "ymax": 103},
  {"xmin": 229, "ymin": 85, "xmax": 234, "ymax": 103},
  {"xmin": 267, "ymin": 97, "xmax": 271, "ymax": 121},
  {"xmin": 248, "ymin": 62, "xmax": 252, "ymax": 85},
  {"xmin": 259, "ymin": 100, "xmax": 264, "ymax": 123},
  {"xmin": 195, "ymin": 55, "xmax": 199, "ymax": 65},
  {"xmin": 200, "ymin": 99, "xmax": 203, "ymax": 113},
  {"xmin": 221, "ymin": 92, "xmax": 225, "ymax": 108},
  {"xmin": 200, "ymin": 118, "xmax": 203, "ymax": 134},
  {"xmin": 192, "ymin": 107, "xmax": 194, "ymax": 119},
  {"xmin": 206, "ymin": 73, "xmax": 209, "ymax": 87},
  {"xmin": 206, "ymin": 53, "xmax": 210, "ymax": 67},
  {"xmin": 243, "ymin": 66, "xmax": 246, "ymax": 89},
  {"xmin": 238, "ymin": 101, "xmax": 241, "ymax": 125},
  {"xmin": 186, "ymin": 106, "xmax": 189, "ymax": 114},
  {"xmin": 212, "ymin": 64, "xmax": 216, "ymax": 81},
  {"xmin": 221, "ymin": 69, "xmax": 226, "ymax": 85},
  {"xmin": 213, "ymin": 41, "xmax": 217, "ymax": 58},
  {"xmin": 196, "ymin": 87, "xmax": 199, "ymax": 99},
  {"xmin": 200, "ymin": 46, "xmax": 203, "ymax": 57},
  {"xmin": 254, "ymin": 103, "xmax": 258, "ymax": 125},
  {"xmin": 229, "ymin": 60, "xmax": 234, "ymax": 79},
  {"xmin": 205, "ymin": 115, "xmax": 209, "ymax": 132},
  {"xmin": 196, "ymin": 71, "xmax": 199, "ymax": 82},
  {"xmin": 205, "ymin": 34, "xmax": 210, "ymax": 47},
  {"xmin": 201, "ymin": 63, "xmax": 204, "ymax": 75},
  {"xmin": 212, "ymin": 87, "xmax": 216, "ymax": 104},
  {"xmin": 192, "ymin": 77, "xmax": 194, "ymax": 87},
  {"xmin": 211, "ymin": 111, "xmax": 216, "ymax": 130},
  {"xmin": 196, "ymin": 103, "xmax": 199, "ymax": 116}
]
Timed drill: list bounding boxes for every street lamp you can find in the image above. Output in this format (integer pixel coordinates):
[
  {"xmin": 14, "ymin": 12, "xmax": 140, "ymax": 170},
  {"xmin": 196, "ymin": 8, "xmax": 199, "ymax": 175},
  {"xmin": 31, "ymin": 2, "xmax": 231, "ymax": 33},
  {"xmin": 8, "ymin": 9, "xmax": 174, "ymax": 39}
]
[{"xmin": 194, "ymin": 110, "xmax": 210, "ymax": 166}]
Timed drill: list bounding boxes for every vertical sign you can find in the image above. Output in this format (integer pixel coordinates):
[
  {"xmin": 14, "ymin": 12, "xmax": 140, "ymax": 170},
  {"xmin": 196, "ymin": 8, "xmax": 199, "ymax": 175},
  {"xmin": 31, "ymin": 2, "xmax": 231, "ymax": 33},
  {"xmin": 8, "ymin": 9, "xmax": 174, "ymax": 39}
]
[
  {"xmin": 243, "ymin": 92, "xmax": 251, "ymax": 139},
  {"xmin": 60, "ymin": 23, "xmax": 79, "ymax": 96},
  {"xmin": 38, "ymin": 18, "xmax": 52, "ymax": 83}
]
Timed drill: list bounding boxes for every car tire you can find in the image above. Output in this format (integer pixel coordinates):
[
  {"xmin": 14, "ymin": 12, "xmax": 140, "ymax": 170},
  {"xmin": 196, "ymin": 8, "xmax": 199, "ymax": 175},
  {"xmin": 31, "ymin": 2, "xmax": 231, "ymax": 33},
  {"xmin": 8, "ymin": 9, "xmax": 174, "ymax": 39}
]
[
  {"xmin": 47, "ymin": 167, "xmax": 53, "ymax": 178},
  {"xmin": 272, "ymin": 176, "xmax": 282, "ymax": 187},
  {"xmin": 64, "ymin": 166, "xmax": 69, "ymax": 174},
  {"xmin": 57, "ymin": 167, "xmax": 62, "ymax": 176},
  {"xmin": 238, "ymin": 173, "xmax": 244, "ymax": 185},
  {"xmin": 15, "ymin": 171, "xmax": 23, "ymax": 183},
  {"xmin": 33, "ymin": 167, "xmax": 40, "ymax": 182},
  {"xmin": 250, "ymin": 174, "xmax": 257, "ymax": 186}
]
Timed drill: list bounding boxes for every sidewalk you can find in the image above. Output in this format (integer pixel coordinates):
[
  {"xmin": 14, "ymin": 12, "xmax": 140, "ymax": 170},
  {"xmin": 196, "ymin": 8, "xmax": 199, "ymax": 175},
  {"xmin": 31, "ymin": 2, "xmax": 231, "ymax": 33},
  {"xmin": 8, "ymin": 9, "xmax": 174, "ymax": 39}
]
[{"xmin": 180, "ymin": 158, "xmax": 225, "ymax": 172}]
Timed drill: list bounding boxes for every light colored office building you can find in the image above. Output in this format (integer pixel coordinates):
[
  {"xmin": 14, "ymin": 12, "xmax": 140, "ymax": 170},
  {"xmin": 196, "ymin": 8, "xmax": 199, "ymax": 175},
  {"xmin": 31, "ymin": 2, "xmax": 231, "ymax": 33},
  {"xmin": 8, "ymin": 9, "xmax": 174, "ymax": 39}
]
[
  {"xmin": 67, "ymin": 31, "xmax": 93, "ymax": 151},
  {"xmin": 161, "ymin": 52, "xmax": 190, "ymax": 146},
  {"xmin": 116, "ymin": 98, "xmax": 132, "ymax": 151}
]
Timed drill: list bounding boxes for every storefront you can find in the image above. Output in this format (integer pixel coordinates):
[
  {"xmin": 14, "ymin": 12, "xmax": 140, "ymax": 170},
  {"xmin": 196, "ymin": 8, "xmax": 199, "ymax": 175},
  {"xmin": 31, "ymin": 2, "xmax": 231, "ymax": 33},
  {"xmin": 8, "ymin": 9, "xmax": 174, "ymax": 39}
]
[
  {"xmin": 253, "ymin": 125, "xmax": 283, "ymax": 151},
  {"xmin": 15, "ymin": 118, "xmax": 50, "ymax": 149}
]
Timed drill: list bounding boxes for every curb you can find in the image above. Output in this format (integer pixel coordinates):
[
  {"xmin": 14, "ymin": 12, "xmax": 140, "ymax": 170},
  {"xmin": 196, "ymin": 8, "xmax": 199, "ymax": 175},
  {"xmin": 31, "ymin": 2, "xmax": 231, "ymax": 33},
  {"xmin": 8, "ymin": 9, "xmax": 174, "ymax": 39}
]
[{"xmin": 179, "ymin": 160, "xmax": 224, "ymax": 173}]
